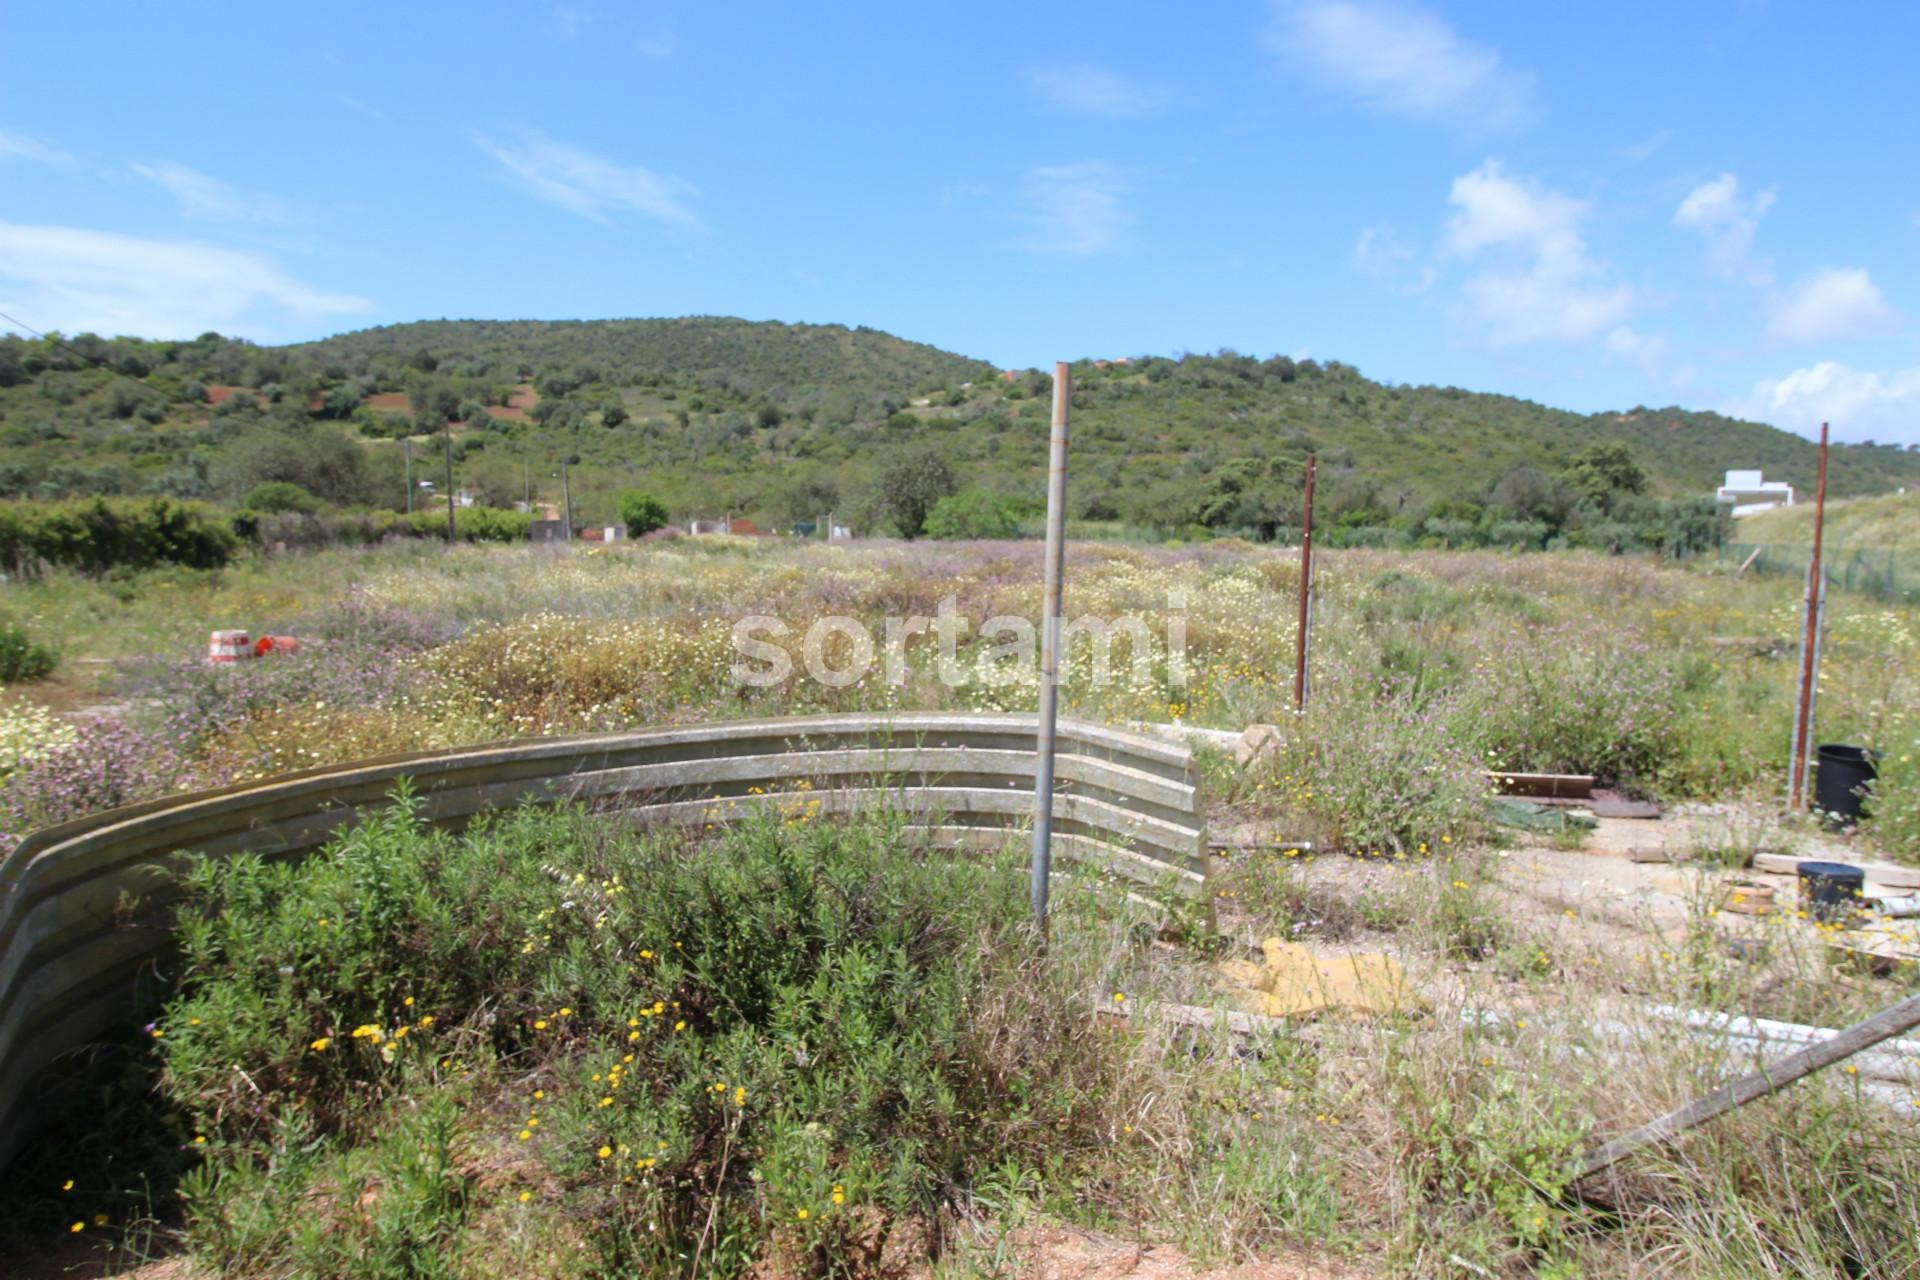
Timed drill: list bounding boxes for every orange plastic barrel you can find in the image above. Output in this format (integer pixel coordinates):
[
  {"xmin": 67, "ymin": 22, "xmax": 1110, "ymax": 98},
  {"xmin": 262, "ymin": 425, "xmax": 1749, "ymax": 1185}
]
[{"xmin": 208, "ymin": 630, "xmax": 253, "ymax": 664}]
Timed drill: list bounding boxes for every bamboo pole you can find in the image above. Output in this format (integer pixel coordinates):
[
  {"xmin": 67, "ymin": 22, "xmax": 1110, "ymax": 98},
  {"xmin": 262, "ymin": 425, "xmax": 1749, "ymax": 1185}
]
[
  {"xmin": 1294, "ymin": 454, "xmax": 1316, "ymax": 714},
  {"xmin": 1578, "ymin": 991, "xmax": 1920, "ymax": 1181},
  {"xmin": 1032, "ymin": 362, "xmax": 1072, "ymax": 931},
  {"xmin": 1788, "ymin": 422, "xmax": 1830, "ymax": 808}
]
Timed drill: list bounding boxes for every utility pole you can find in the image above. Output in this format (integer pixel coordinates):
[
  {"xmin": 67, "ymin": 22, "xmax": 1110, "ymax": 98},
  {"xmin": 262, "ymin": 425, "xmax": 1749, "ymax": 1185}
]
[
  {"xmin": 442, "ymin": 419, "xmax": 456, "ymax": 544},
  {"xmin": 1031, "ymin": 361, "xmax": 1071, "ymax": 934},
  {"xmin": 1788, "ymin": 422, "xmax": 1831, "ymax": 810},
  {"xmin": 1294, "ymin": 454, "xmax": 1317, "ymax": 713},
  {"xmin": 404, "ymin": 439, "xmax": 413, "ymax": 514}
]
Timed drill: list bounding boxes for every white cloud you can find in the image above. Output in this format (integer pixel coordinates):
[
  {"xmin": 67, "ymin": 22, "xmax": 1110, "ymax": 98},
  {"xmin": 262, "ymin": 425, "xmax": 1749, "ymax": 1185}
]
[
  {"xmin": 1673, "ymin": 173, "xmax": 1775, "ymax": 285},
  {"xmin": 0, "ymin": 127, "xmax": 73, "ymax": 165},
  {"xmin": 635, "ymin": 29, "xmax": 675, "ymax": 58},
  {"xmin": 1765, "ymin": 266, "xmax": 1900, "ymax": 345},
  {"xmin": 1352, "ymin": 225, "xmax": 1432, "ymax": 292},
  {"xmin": 475, "ymin": 130, "xmax": 699, "ymax": 226},
  {"xmin": 0, "ymin": 220, "xmax": 371, "ymax": 340},
  {"xmin": 1270, "ymin": 1, "xmax": 1536, "ymax": 131},
  {"xmin": 1027, "ymin": 64, "xmax": 1163, "ymax": 118},
  {"xmin": 131, "ymin": 162, "xmax": 291, "ymax": 223},
  {"xmin": 1618, "ymin": 129, "xmax": 1671, "ymax": 163},
  {"xmin": 1728, "ymin": 361, "xmax": 1920, "ymax": 445},
  {"xmin": 1014, "ymin": 162, "xmax": 1130, "ymax": 255},
  {"xmin": 1604, "ymin": 325, "xmax": 1676, "ymax": 382},
  {"xmin": 1442, "ymin": 160, "xmax": 1631, "ymax": 345}
]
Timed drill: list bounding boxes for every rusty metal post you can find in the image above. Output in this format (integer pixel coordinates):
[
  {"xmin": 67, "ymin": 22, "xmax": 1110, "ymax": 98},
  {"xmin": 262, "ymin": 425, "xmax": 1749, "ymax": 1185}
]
[
  {"xmin": 1789, "ymin": 423, "xmax": 1830, "ymax": 809},
  {"xmin": 1032, "ymin": 362, "xmax": 1072, "ymax": 931},
  {"xmin": 1294, "ymin": 454, "xmax": 1317, "ymax": 714},
  {"xmin": 443, "ymin": 421, "xmax": 456, "ymax": 544}
]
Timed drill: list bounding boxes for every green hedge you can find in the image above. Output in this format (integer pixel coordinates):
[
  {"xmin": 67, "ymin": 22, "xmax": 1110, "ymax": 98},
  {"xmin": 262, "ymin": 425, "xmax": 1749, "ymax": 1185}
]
[
  {"xmin": 401, "ymin": 506, "xmax": 533, "ymax": 543},
  {"xmin": 0, "ymin": 498, "xmax": 239, "ymax": 575}
]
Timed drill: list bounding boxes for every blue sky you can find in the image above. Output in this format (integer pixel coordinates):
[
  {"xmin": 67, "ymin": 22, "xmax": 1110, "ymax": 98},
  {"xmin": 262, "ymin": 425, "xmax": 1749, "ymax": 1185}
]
[{"xmin": 3, "ymin": 1, "xmax": 1918, "ymax": 443}]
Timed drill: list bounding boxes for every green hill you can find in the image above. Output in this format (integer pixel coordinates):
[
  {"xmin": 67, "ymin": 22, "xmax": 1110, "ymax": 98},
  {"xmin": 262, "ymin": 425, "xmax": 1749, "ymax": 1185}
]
[{"xmin": 1, "ymin": 318, "xmax": 1915, "ymax": 538}]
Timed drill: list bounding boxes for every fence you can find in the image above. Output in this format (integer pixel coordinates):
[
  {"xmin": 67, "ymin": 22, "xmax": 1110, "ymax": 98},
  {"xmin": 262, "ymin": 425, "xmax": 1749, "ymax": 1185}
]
[
  {"xmin": 0, "ymin": 713, "xmax": 1206, "ymax": 1169},
  {"xmin": 1717, "ymin": 543, "xmax": 1920, "ymax": 603}
]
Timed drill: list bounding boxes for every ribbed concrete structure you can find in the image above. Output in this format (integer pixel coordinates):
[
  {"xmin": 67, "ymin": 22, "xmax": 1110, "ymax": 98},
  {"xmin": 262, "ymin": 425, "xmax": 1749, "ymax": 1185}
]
[{"xmin": 0, "ymin": 713, "xmax": 1206, "ymax": 1168}]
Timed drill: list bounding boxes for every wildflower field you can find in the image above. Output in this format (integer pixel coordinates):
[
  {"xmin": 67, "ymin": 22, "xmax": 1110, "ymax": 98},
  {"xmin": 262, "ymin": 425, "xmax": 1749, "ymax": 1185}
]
[{"xmin": 3, "ymin": 536, "xmax": 1919, "ymax": 1277}]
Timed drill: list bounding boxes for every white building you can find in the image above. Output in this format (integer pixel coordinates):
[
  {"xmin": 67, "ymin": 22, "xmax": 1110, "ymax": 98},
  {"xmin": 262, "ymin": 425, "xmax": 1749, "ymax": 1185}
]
[{"xmin": 1715, "ymin": 469, "xmax": 1795, "ymax": 517}]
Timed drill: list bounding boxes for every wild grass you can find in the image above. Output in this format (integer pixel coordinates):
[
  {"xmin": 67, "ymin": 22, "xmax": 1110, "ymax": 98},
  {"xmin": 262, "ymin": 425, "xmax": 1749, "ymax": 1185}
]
[{"xmin": 4, "ymin": 535, "xmax": 1917, "ymax": 858}]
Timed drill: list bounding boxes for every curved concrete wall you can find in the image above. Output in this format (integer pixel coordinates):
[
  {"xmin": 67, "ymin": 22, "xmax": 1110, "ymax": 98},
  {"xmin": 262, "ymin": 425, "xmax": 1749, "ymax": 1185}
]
[{"xmin": 0, "ymin": 713, "xmax": 1205, "ymax": 1167}]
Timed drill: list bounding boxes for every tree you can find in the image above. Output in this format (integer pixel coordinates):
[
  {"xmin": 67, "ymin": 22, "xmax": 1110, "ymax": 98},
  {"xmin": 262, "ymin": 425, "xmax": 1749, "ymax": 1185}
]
[
  {"xmin": 1561, "ymin": 442, "xmax": 1647, "ymax": 512},
  {"xmin": 601, "ymin": 402, "xmax": 630, "ymax": 429},
  {"xmin": 923, "ymin": 489, "xmax": 1020, "ymax": 541},
  {"xmin": 617, "ymin": 490, "xmax": 669, "ymax": 536},
  {"xmin": 875, "ymin": 449, "xmax": 957, "ymax": 539}
]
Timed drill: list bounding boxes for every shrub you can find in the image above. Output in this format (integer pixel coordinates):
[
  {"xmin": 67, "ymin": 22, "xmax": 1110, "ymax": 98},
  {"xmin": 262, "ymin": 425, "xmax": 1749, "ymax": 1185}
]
[
  {"xmin": 242, "ymin": 481, "xmax": 325, "ymax": 514},
  {"xmin": 156, "ymin": 801, "xmax": 1139, "ymax": 1275},
  {"xmin": 1255, "ymin": 670, "xmax": 1488, "ymax": 855},
  {"xmin": 0, "ymin": 623, "xmax": 56, "ymax": 683},
  {"xmin": 923, "ymin": 489, "xmax": 1020, "ymax": 541},
  {"xmin": 616, "ymin": 490, "xmax": 669, "ymax": 536},
  {"xmin": 402, "ymin": 505, "xmax": 532, "ymax": 543},
  {"xmin": 0, "ymin": 498, "xmax": 239, "ymax": 575}
]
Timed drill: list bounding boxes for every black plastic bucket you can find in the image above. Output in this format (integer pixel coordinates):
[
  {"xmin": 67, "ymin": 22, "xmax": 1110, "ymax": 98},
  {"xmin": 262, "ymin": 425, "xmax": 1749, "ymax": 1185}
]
[
  {"xmin": 1814, "ymin": 744, "xmax": 1879, "ymax": 822},
  {"xmin": 1798, "ymin": 861, "xmax": 1865, "ymax": 922}
]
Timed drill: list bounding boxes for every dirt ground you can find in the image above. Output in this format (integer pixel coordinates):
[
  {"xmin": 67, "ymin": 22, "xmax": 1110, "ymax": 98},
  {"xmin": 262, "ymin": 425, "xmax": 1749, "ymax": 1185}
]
[{"xmin": 982, "ymin": 1225, "xmax": 1377, "ymax": 1280}]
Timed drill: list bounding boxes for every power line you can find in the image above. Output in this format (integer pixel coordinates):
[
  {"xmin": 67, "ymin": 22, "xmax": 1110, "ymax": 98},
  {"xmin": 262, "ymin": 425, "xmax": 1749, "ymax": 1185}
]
[{"xmin": 0, "ymin": 308, "xmax": 118, "ymax": 371}]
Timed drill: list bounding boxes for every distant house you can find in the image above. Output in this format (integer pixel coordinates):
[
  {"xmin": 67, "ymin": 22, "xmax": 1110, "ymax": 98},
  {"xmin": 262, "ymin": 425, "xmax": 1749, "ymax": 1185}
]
[{"xmin": 1715, "ymin": 469, "xmax": 1796, "ymax": 516}]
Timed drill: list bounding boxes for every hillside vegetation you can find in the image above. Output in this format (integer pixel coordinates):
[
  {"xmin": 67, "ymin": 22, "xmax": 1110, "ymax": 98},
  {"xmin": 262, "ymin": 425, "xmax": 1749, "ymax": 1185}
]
[
  {"xmin": 2, "ymin": 317, "xmax": 1915, "ymax": 541},
  {"xmin": 1739, "ymin": 487, "xmax": 1920, "ymax": 548}
]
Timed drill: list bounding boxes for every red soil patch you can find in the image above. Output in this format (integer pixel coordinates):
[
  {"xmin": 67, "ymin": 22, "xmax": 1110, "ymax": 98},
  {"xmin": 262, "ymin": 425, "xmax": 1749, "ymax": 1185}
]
[
  {"xmin": 204, "ymin": 385, "xmax": 259, "ymax": 408},
  {"xmin": 364, "ymin": 392, "xmax": 411, "ymax": 413}
]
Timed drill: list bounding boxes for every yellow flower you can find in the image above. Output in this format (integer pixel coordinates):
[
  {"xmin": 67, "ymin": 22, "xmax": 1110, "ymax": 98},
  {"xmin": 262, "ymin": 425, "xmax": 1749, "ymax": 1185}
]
[
  {"xmin": 734, "ymin": 1086, "xmax": 746, "ymax": 1106},
  {"xmin": 558, "ymin": 1007, "xmax": 573, "ymax": 1017},
  {"xmin": 403, "ymin": 996, "xmax": 415, "ymax": 1007},
  {"xmin": 61, "ymin": 1180, "xmax": 73, "ymax": 1192},
  {"xmin": 796, "ymin": 1209, "xmax": 809, "ymax": 1221},
  {"xmin": 674, "ymin": 1020, "xmax": 686, "ymax": 1032},
  {"xmin": 310, "ymin": 1037, "xmax": 331, "ymax": 1052},
  {"xmin": 534, "ymin": 1020, "xmax": 548, "ymax": 1030},
  {"xmin": 518, "ymin": 1129, "xmax": 532, "ymax": 1141},
  {"xmin": 518, "ymin": 1191, "xmax": 532, "ymax": 1203},
  {"xmin": 1112, "ymin": 992, "xmax": 1126, "ymax": 1003},
  {"xmin": 70, "ymin": 1222, "xmax": 84, "ymax": 1233},
  {"xmin": 350, "ymin": 1024, "xmax": 383, "ymax": 1042},
  {"xmin": 597, "ymin": 1145, "xmax": 613, "ymax": 1159},
  {"xmin": 193, "ymin": 1135, "xmax": 207, "ymax": 1146}
]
